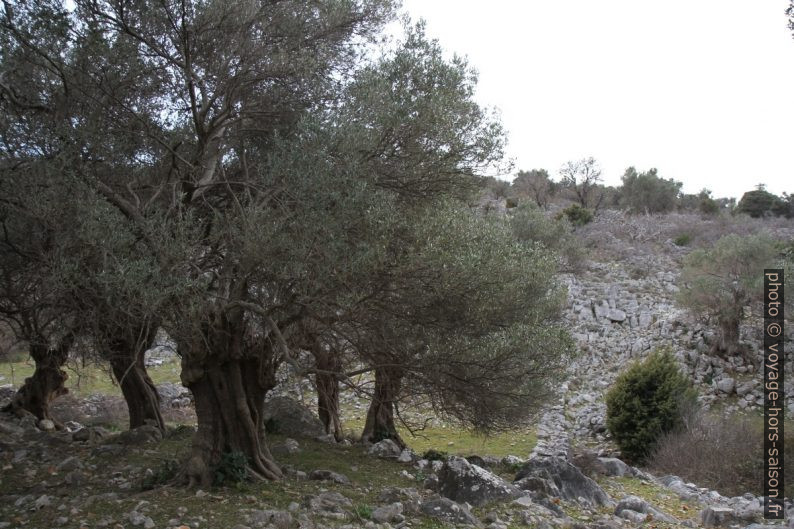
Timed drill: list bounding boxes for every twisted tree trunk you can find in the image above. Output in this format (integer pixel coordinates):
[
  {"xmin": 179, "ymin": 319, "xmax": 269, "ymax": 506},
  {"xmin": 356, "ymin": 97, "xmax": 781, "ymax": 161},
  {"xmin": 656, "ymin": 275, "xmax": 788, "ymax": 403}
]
[
  {"xmin": 2, "ymin": 334, "xmax": 74, "ymax": 427},
  {"xmin": 361, "ymin": 365, "xmax": 405, "ymax": 448},
  {"xmin": 180, "ymin": 312, "xmax": 283, "ymax": 488},
  {"xmin": 296, "ymin": 321, "xmax": 343, "ymax": 441},
  {"xmin": 109, "ymin": 349, "xmax": 164, "ymax": 432},
  {"xmin": 102, "ymin": 322, "xmax": 164, "ymax": 432},
  {"xmin": 314, "ymin": 347, "xmax": 342, "ymax": 441}
]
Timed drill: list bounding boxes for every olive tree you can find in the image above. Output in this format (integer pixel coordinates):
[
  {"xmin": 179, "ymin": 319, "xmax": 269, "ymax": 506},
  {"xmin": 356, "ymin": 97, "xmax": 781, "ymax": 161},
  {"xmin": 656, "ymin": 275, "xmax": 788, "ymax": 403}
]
[
  {"xmin": 559, "ymin": 157, "xmax": 604, "ymax": 210},
  {"xmin": 397, "ymin": 205, "xmax": 573, "ymax": 434},
  {"xmin": 1, "ymin": 0, "xmax": 397, "ymax": 483},
  {"xmin": 0, "ymin": 201, "xmax": 75, "ymax": 426},
  {"xmin": 513, "ymin": 169, "xmax": 556, "ymax": 209},
  {"xmin": 677, "ymin": 234, "xmax": 780, "ymax": 357},
  {"xmin": 333, "ymin": 203, "xmax": 573, "ymax": 447},
  {"xmin": 1, "ymin": 0, "xmax": 571, "ymax": 489},
  {"xmin": 620, "ymin": 167, "xmax": 682, "ymax": 214}
]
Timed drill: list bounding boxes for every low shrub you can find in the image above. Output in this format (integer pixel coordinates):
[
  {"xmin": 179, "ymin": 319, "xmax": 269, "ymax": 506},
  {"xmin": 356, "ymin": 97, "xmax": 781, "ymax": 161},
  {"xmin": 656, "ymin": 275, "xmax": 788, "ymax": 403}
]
[
  {"xmin": 214, "ymin": 450, "xmax": 249, "ymax": 485},
  {"xmin": 422, "ymin": 448, "xmax": 449, "ymax": 461},
  {"xmin": 557, "ymin": 204, "xmax": 593, "ymax": 227},
  {"xmin": 628, "ymin": 266, "xmax": 649, "ymax": 280},
  {"xmin": 605, "ymin": 348, "xmax": 697, "ymax": 464},
  {"xmin": 651, "ymin": 408, "xmax": 794, "ymax": 497},
  {"xmin": 673, "ymin": 233, "xmax": 692, "ymax": 246}
]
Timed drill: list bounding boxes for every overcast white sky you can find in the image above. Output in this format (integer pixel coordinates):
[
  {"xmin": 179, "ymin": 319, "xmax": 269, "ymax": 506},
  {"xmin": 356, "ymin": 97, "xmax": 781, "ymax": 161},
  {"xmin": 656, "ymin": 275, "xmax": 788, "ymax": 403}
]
[{"xmin": 397, "ymin": 0, "xmax": 794, "ymax": 200}]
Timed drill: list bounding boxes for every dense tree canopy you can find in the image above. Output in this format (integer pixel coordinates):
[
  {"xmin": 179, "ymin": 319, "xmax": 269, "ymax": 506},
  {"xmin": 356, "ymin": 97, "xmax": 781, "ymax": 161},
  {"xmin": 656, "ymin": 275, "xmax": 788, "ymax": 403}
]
[
  {"xmin": 512, "ymin": 169, "xmax": 556, "ymax": 209},
  {"xmin": 620, "ymin": 167, "xmax": 682, "ymax": 214},
  {"xmin": 735, "ymin": 186, "xmax": 790, "ymax": 218},
  {"xmin": 1, "ymin": 0, "xmax": 572, "ymax": 487}
]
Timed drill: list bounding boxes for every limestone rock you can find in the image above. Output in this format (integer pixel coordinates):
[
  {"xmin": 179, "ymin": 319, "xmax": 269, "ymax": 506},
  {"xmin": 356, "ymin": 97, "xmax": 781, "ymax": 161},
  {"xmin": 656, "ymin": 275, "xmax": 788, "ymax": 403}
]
[
  {"xmin": 262, "ymin": 396, "xmax": 325, "ymax": 438},
  {"xmin": 514, "ymin": 457, "xmax": 613, "ymax": 507},
  {"xmin": 118, "ymin": 425, "xmax": 163, "ymax": 445},
  {"xmin": 702, "ymin": 506, "xmax": 742, "ymax": 528},
  {"xmin": 615, "ymin": 495, "xmax": 676, "ymax": 523},
  {"xmin": 420, "ymin": 497, "xmax": 482, "ymax": 527},
  {"xmin": 437, "ymin": 456, "xmax": 521, "ymax": 507},
  {"xmin": 308, "ymin": 469, "xmax": 350, "ymax": 485},
  {"xmin": 371, "ymin": 502, "xmax": 403, "ymax": 523},
  {"xmin": 367, "ymin": 438, "xmax": 402, "ymax": 459}
]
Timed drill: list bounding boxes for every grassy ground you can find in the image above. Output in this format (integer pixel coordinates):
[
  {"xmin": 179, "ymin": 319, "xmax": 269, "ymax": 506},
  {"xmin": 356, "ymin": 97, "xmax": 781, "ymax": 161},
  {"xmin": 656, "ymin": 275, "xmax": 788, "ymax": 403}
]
[
  {"xmin": 0, "ymin": 355, "xmax": 547, "ymax": 527},
  {"xmin": 0, "ymin": 426, "xmax": 712, "ymax": 529},
  {"xmin": 0, "ymin": 356, "xmax": 182, "ymax": 397},
  {"xmin": 2, "ymin": 356, "xmax": 538, "ymax": 461},
  {"xmin": 0, "ymin": 359, "xmax": 726, "ymax": 529},
  {"xmin": 341, "ymin": 419, "xmax": 537, "ymax": 460},
  {"xmin": 0, "ymin": 427, "xmax": 533, "ymax": 528},
  {"xmin": 2, "ymin": 355, "xmax": 538, "ymax": 463}
]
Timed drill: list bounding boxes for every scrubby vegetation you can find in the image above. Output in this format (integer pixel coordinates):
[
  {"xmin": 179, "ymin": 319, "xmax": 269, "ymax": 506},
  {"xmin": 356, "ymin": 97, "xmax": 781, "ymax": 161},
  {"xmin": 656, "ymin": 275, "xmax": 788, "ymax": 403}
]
[
  {"xmin": 649, "ymin": 408, "xmax": 772, "ymax": 496},
  {"xmin": 509, "ymin": 203, "xmax": 584, "ymax": 272},
  {"xmin": 651, "ymin": 409, "xmax": 794, "ymax": 498}
]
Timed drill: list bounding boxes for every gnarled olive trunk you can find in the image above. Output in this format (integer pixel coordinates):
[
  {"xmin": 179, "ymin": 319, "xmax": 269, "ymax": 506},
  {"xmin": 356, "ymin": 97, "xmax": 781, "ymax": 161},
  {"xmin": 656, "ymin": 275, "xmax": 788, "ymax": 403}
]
[
  {"xmin": 180, "ymin": 313, "xmax": 282, "ymax": 488},
  {"xmin": 2, "ymin": 334, "xmax": 74, "ymax": 427},
  {"xmin": 109, "ymin": 349, "xmax": 164, "ymax": 432},
  {"xmin": 104, "ymin": 323, "xmax": 164, "ymax": 432},
  {"xmin": 361, "ymin": 365, "xmax": 405, "ymax": 448},
  {"xmin": 314, "ymin": 347, "xmax": 342, "ymax": 441}
]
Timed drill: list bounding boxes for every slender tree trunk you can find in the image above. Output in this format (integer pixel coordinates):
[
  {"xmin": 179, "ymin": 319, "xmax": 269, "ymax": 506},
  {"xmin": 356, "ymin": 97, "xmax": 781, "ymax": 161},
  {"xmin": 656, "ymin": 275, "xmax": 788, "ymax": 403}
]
[
  {"xmin": 2, "ymin": 334, "xmax": 74, "ymax": 427},
  {"xmin": 314, "ymin": 347, "xmax": 342, "ymax": 441},
  {"xmin": 109, "ymin": 351, "xmax": 165, "ymax": 432},
  {"xmin": 361, "ymin": 365, "xmax": 405, "ymax": 448},
  {"xmin": 104, "ymin": 322, "xmax": 164, "ymax": 432},
  {"xmin": 180, "ymin": 313, "xmax": 283, "ymax": 488}
]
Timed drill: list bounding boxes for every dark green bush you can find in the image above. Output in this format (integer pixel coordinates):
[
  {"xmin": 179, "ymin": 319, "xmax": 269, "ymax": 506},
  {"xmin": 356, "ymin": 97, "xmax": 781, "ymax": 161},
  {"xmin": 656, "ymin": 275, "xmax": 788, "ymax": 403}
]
[
  {"xmin": 699, "ymin": 196, "xmax": 720, "ymax": 216},
  {"xmin": 673, "ymin": 233, "xmax": 692, "ymax": 246},
  {"xmin": 735, "ymin": 188, "xmax": 786, "ymax": 218},
  {"xmin": 214, "ymin": 450, "xmax": 249, "ymax": 485},
  {"xmin": 422, "ymin": 449, "xmax": 449, "ymax": 461},
  {"xmin": 557, "ymin": 204, "xmax": 593, "ymax": 227},
  {"xmin": 605, "ymin": 349, "xmax": 697, "ymax": 464}
]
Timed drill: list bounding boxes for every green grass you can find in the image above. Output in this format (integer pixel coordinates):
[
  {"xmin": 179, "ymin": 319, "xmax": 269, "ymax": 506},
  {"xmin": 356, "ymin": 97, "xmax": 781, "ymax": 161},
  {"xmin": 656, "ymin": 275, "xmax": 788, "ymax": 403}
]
[
  {"xmin": 0, "ymin": 356, "xmax": 182, "ymax": 396},
  {"xmin": 0, "ymin": 430, "xmax": 423, "ymax": 528},
  {"xmin": 401, "ymin": 425, "xmax": 536, "ymax": 459},
  {"xmin": 2, "ymin": 356, "xmax": 536, "ymax": 462},
  {"xmin": 598, "ymin": 475, "xmax": 701, "ymax": 525},
  {"xmin": 341, "ymin": 416, "xmax": 536, "ymax": 459}
]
